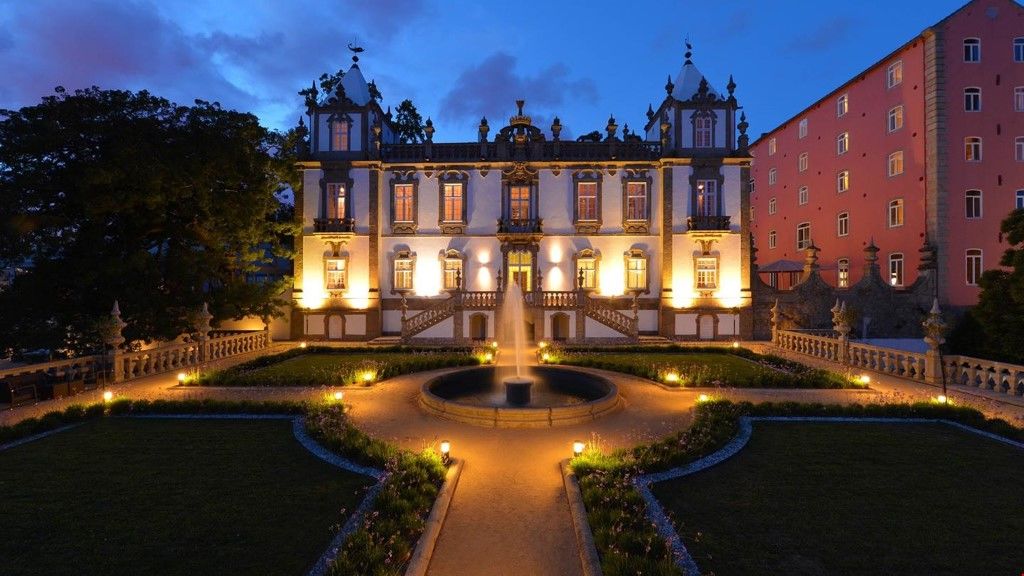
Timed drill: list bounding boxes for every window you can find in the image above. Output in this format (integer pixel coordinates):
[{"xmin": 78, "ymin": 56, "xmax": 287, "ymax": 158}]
[
  {"xmin": 695, "ymin": 257, "xmax": 718, "ymax": 290},
  {"xmin": 838, "ymin": 258, "xmax": 850, "ymax": 288},
  {"xmin": 768, "ymin": 230, "xmax": 777, "ymax": 249},
  {"xmin": 887, "ymin": 105, "xmax": 904, "ymax": 132},
  {"xmin": 837, "ymin": 212, "xmax": 849, "ymax": 237},
  {"xmin": 625, "ymin": 250, "xmax": 647, "ymax": 291},
  {"xmin": 888, "ymin": 199, "xmax": 904, "ymax": 227},
  {"xmin": 889, "ymin": 253, "xmax": 904, "ymax": 287},
  {"xmin": 695, "ymin": 115, "xmax": 713, "ymax": 148},
  {"xmin": 1016, "ymin": 38, "xmax": 1024, "ymax": 62},
  {"xmin": 330, "ymin": 118, "xmax": 350, "ymax": 151},
  {"xmin": 768, "ymin": 197, "xmax": 777, "ymax": 214},
  {"xmin": 964, "ymin": 38, "xmax": 981, "ymax": 62},
  {"xmin": 1016, "ymin": 87, "xmax": 1024, "ymax": 112},
  {"xmin": 442, "ymin": 253, "xmax": 463, "ymax": 290},
  {"xmin": 837, "ymin": 94, "xmax": 848, "ymax": 117},
  {"xmin": 965, "ymin": 137, "xmax": 983, "ymax": 162},
  {"xmin": 325, "ymin": 258, "xmax": 347, "ymax": 291},
  {"xmin": 966, "ymin": 249, "xmax": 983, "ymax": 286},
  {"xmin": 326, "ymin": 183, "xmax": 347, "ymax": 219},
  {"xmin": 576, "ymin": 182, "xmax": 598, "ymax": 222},
  {"xmin": 576, "ymin": 251, "xmax": 598, "ymax": 290},
  {"xmin": 837, "ymin": 170, "xmax": 850, "ymax": 193},
  {"xmin": 888, "ymin": 151, "xmax": 904, "ymax": 176},
  {"xmin": 393, "ymin": 253, "xmax": 414, "ymax": 291},
  {"xmin": 695, "ymin": 180, "xmax": 718, "ymax": 216},
  {"xmin": 749, "ymin": 178, "xmax": 755, "ymax": 194},
  {"xmin": 796, "ymin": 222, "xmax": 811, "ymax": 250},
  {"xmin": 798, "ymin": 186, "xmax": 809, "ymax": 205},
  {"xmin": 768, "ymin": 137, "xmax": 777, "ymax": 155},
  {"xmin": 768, "ymin": 168, "xmax": 777, "ymax": 185},
  {"xmin": 393, "ymin": 183, "xmax": 414, "ymax": 223},
  {"xmin": 965, "ymin": 189, "xmax": 982, "ymax": 219},
  {"xmin": 798, "ymin": 152, "xmax": 808, "ymax": 172},
  {"xmin": 837, "ymin": 132, "xmax": 849, "ymax": 155},
  {"xmin": 1017, "ymin": 137, "xmax": 1024, "ymax": 161},
  {"xmin": 750, "ymin": 206, "xmax": 755, "ymax": 222},
  {"xmin": 509, "ymin": 185, "xmax": 531, "ymax": 221},
  {"xmin": 798, "ymin": 118, "xmax": 808, "ymax": 139},
  {"xmin": 625, "ymin": 181, "xmax": 648, "ymax": 221},
  {"xmin": 887, "ymin": 61, "xmax": 903, "ymax": 88},
  {"xmin": 1017, "ymin": 190, "xmax": 1024, "ymax": 209},
  {"xmin": 442, "ymin": 183, "xmax": 464, "ymax": 223},
  {"xmin": 964, "ymin": 87, "xmax": 981, "ymax": 111}
]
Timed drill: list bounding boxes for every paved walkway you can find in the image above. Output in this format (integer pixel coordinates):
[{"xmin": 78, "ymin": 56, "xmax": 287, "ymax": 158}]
[{"xmin": 3, "ymin": 345, "xmax": 1024, "ymax": 575}]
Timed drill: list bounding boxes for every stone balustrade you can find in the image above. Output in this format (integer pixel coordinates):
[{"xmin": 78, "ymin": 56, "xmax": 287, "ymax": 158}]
[
  {"xmin": 847, "ymin": 341, "xmax": 927, "ymax": 382},
  {"xmin": 0, "ymin": 355, "xmax": 106, "ymax": 383},
  {"xmin": 945, "ymin": 356, "xmax": 1024, "ymax": 396}
]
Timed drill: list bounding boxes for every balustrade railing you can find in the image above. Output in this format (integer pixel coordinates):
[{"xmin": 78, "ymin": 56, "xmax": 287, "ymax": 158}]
[
  {"xmin": 847, "ymin": 341, "xmax": 926, "ymax": 381},
  {"xmin": 313, "ymin": 218, "xmax": 356, "ymax": 233},
  {"xmin": 945, "ymin": 355, "xmax": 1024, "ymax": 396},
  {"xmin": 0, "ymin": 356, "xmax": 107, "ymax": 384}
]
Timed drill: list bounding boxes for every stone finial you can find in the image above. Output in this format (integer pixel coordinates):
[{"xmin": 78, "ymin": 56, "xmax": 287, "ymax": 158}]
[
  {"xmin": 831, "ymin": 299, "xmax": 842, "ymax": 323},
  {"xmin": 550, "ymin": 117, "xmax": 561, "ymax": 141},
  {"xmin": 922, "ymin": 298, "xmax": 947, "ymax": 350},
  {"xmin": 665, "ymin": 74, "xmax": 675, "ymax": 96},
  {"xmin": 424, "ymin": 118, "xmax": 435, "ymax": 142},
  {"xmin": 605, "ymin": 114, "xmax": 618, "ymax": 140},
  {"xmin": 103, "ymin": 300, "xmax": 127, "ymax": 349},
  {"xmin": 727, "ymin": 75, "xmax": 736, "ymax": 96},
  {"xmin": 918, "ymin": 237, "xmax": 936, "ymax": 270},
  {"xmin": 803, "ymin": 242, "xmax": 820, "ymax": 275},
  {"xmin": 737, "ymin": 112, "xmax": 749, "ymax": 151},
  {"xmin": 660, "ymin": 113, "xmax": 672, "ymax": 148},
  {"xmin": 478, "ymin": 116, "xmax": 490, "ymax": 142},
  {"xmin": 684, "ymin": 39, "xmax": 693, "ymax": 64},
  {"xmin": 192, "ymin": 302, "xmax": 213, "ymax": 340},
  {"xmin": 385, "ymin": 106, "xmax": 393, "ymax": 122},
  {"xmin": 646, "ymin": 103, "xmax": 655, "ymax": 121},
  {"xmin": 578, "ymin": 267, "xmax": 585, "ymax": 289}
]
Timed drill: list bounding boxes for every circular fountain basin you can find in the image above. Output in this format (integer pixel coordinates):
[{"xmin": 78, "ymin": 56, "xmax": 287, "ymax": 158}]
[{"xmin": 420, "ymin": 366, "xmax": 620, "ymax": 428}]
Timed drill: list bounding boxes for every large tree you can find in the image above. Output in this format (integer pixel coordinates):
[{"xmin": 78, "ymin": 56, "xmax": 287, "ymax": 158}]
[
  {"xmin": 0, "ymin": 87, "xmax": 297, "ymax": 355},
  {"xmin": 394, "ymin": 99, "xmax": 425, "ymax": 144}
]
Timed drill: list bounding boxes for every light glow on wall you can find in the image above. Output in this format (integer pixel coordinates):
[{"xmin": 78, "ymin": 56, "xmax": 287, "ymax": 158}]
[
  {"xmin": 548, "ymin": 243, "xmax": 564, "ymax": 264},
  {"xmin": 415, "ymin": 259, "xmax": 443, "ymax": 297},
  {"xmin": 477, "ymin": 249, "xmax": 492, "ymax": 265},
  {"xmin": 346, "ymin": 276, "xmax": 370, "ymax": 309},
  {"xmin": 475, "ymin": 266, "xmax": 492, "ymax": 291},
  {"xmin": 547, "ymin": 265, "xmax": 566, "ymax": 291},
  {"xmin": 300, "ymin": 278, "xmax": 328, "ymax": 310},
  {"xmin": 599, "ymin": 260, "xmax": 625, "ymax": 296},
  {"xmin": 671, "ymin": 277, "xmax": 693, "ymax": 308}
]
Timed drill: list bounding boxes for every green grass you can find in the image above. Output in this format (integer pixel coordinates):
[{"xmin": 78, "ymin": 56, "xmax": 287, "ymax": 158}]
[
  {"xmin": 652, "ymin": 422, "xmax": 1024, "ymax": 576},
  {"xmin": 0, "ymin": 418, "xmax": 373, "ymax": 576}
]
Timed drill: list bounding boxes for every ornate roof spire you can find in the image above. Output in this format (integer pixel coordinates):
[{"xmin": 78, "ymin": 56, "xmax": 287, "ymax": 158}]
[
  {"xmin": 347, "ymin": 41, "xmax": 364, "ymax": 64},
  {"xmin": 684, "ymin": 38, "xmax": 693, "ymax": 64}
]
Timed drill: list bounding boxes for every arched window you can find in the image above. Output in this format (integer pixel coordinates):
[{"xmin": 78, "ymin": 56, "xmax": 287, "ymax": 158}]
[
  {"xmin": 330, "ymin": 115, "xmax": 351, "ymax": 151},
  {"xmin": 441, "ymin": 249, "xmax": 464, "ymax": 291},
  {"xmin": 837, "ymin": 170, "xmax": 850, "ymax": 193},
  {"xmin": 964, "ymin": 87, "xmax": 981, "ymax": 111},
  {"xmin": 963, "ymin": 38, "xmax": 981, "ymax": 62},
  {"xmin": 965, "ymin": 137, "xmax": 982, "ymax": 162},
  {"xmin": 966, "ymin": 249, "xmax": 983, "ymax": 286},
  {"xmin": 574, "ymin": 249, "xmax": 599, "ymax": 291},
  {"xmin": 888, "ymin": 199, "xmax": 904, "ymax": 227},
  {"xmin": 624, "ymin": 249, "xmax": 649, "ymax": 293},
  {"xmin": 796, "ymin": 222, "xmax": 811, "ymax": 250},
  {"xmin": 837, "ymin": 132, "xmax": 849, "ymax": 155},
  {"xmin": 889, "ymin": 253, "xmax": 904, "ymax": 287},
  {"xmin": 838, "ymin": 258, "xmax": 850, "ymax": 288},
  {"xmin": 965, "ymin": 190, "xmax": 982, "ymax": 219},
  {"xmin": 888, "ymin": 151, "xmax": 904, "ymax": 176},
  {"xmin": 837, "ymin": 212, "xmax": 849, "ymax": 237}
]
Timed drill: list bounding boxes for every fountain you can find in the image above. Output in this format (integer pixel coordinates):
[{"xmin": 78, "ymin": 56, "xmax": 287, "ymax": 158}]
[{"xmin": 499, "ymin": 282, "xmax": 532, "ymax": 405}]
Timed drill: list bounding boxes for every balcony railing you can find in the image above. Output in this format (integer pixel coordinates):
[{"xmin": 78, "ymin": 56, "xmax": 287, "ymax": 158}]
[
  {"xmin": 314, "ymin": 218, "xmax": 356, "ymax": 233},
  {"xmin": 497, "ymin": 218, "xmax": 543, "ymax": 234},
  {"xmin": 686, "ymin": 215, "xmax": 731, "ymax": 231}
]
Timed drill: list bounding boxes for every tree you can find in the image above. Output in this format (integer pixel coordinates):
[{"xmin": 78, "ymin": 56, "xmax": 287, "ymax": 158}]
[
  {"xmin": 394, "ymin": 99, "xmax": 425, "ymax": 144},
  {"xmin": 951, "ymin": 209, "xmax": 1024, "ymax": 362},
  {"xmin": 0, "ymin": 87, "xmax": 296, "ymax": 355}
]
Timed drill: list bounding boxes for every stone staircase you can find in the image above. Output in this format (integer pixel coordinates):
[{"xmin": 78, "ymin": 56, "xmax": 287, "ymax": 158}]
[
  {"xmin": 401, "ymin": 296, "xmax": 457, "ymax": 341},
  {"xmin": 582, "ymin": 296, "xmax": 638, "ymax": 340}
]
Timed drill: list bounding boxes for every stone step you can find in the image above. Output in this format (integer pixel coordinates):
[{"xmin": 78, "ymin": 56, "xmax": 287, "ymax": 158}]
[
  {"xmin": 638, "ymin": 335, "xmax": 673, "ymax": 345},
  {"xmin": 368, "ymin": 336, "xmax": 403, "ymax": 346}
]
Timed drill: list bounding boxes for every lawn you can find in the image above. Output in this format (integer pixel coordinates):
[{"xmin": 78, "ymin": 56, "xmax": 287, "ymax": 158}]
[
  {"xmin": 652, "ymin": 422, "xmax": 1024, "ymax": 576},
  {"xmin": 0, "ymin": 418, "xmax": 374, "ymax": 576}
]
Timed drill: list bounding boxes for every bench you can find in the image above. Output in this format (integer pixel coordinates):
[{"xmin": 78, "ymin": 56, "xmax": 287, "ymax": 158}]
[{"xmin": 1, "ymin": 372, "xmax": 47, "ymax": 409}]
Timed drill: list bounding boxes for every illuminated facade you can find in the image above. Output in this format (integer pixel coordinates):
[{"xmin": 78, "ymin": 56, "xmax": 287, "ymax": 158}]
[{"xmin": 293, "ymin": 47, "xmax": 754, "ymax": 342}]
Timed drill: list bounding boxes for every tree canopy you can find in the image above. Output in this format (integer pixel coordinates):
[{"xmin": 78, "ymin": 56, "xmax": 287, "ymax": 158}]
[
  {"xmin": 0, "ymin": 87, "xmax": 298, "ymax": 355},
  {"xmin": 394, "ymin": 99, "xmax": 425, "ymax": 144}
]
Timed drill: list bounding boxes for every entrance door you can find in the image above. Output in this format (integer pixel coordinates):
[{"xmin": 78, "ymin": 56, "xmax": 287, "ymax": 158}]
[
  {"xmin": 469, "ymin": 313, "xmax": 488, "ymax": 341},
  {"xmin": 551, "ymin": 313, "xmax": 570, "ymax": 341},
  {"xmin": 698, "ymin": 315, "xmax": 715, "ymax": 340},
  {"xmin": 507, "ymin": 250, "xmax": 532, "ymax": 292},
  {"xmin": 328, "ymin": 315, "xmax": 344, "ymax": 340}
]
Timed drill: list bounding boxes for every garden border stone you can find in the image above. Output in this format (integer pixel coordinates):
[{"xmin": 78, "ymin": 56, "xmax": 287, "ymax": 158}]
[
  {"xmin": 405, "ymin": 457, "xmax": 463, "ymax": 576},
  {"xmin": 561, "ymin": 459, "xmax": 603, "ymax": 576}
]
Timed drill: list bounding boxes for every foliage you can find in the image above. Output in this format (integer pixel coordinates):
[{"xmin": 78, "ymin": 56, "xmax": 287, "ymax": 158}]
[
  {"xmin": 952, "ymin": 209, "xmax": 1024, "ymax": 363},
  {"xmin": 0, "ymin": 87, "xmax": 298, "ymax": 355},
  {"xmin": 394, "ymin": 99, "xmax": 425, "ymax": 144}
]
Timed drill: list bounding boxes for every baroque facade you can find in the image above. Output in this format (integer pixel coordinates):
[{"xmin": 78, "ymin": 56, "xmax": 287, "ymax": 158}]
[{"xmin": 292, "ymin": 47, "xmax": 754, "ymax": 343}]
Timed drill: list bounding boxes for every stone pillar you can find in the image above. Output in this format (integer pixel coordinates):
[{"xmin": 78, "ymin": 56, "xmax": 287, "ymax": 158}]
[
  {"xmin": 193, "ymin": 302, "xmax": 213, "ymax": 363},
  {"xmin": 833, "ymin": 300, "xmax": 852, "ymax": 365},
  {"xmin": 802, "ymin": 243, "xmax": 820, "ymax": 282},
  {"xmin": 769, "ymin": 299, "xmax": 780, "ymax": 345},
  {"xmin": 103, "ymin": 301, "xmax": 127, "ymax": 383},
  {"xmin": 922, "ymin": 298, "xmax": 947, "ymax": 386}
]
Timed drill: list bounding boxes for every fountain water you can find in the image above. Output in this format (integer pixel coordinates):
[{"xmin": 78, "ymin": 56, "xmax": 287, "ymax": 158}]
[{"xmin": 499, "ymin": 282, "xmax": 533, "ymax": 404}]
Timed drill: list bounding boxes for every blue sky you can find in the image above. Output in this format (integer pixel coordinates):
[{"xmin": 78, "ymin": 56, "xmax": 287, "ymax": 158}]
[{"xmin": 0, "ymin": 0, "xmax": 971, "ymax": 141}]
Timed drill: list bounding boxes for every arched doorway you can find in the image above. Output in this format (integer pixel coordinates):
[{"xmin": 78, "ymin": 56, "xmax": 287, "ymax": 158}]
[
  {"xmin": 469, "ymin": 313, "xmax": 488, "ymax": 341},
  {"xmin": 551, "ymin": 313, "xmax": 570, "ymax": 342},
  {"xmin": 698, "ymin": 315, "xmax": 715, "ymax": 340},
  {"xmin": 327, "ymin": 315, "xmax": 344, "ymax": 340}
]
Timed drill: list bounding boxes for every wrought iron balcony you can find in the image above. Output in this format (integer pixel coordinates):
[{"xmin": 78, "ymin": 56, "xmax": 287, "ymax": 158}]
[
  {"xmin": 313, "ymin": 217, "xmax": 356, "ymax": 233},
  {"xmin": 686, "ymin": 215, "xmax": 731, "ymax": 231},
  {"xmin": 497, "ymin": 218, "xmax": 543, "ymax": 234}
]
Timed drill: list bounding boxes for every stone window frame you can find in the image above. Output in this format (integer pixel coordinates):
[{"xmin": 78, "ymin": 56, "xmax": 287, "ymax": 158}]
[
  {"xmin": 324, "ymin": 250, "xmax": 350, "ymax": 295},
  {"xmin": 321, "ymin": 171, "xmax": 354, "ymax": 220},
  {"xmin": 389, "ymin": 170, "xmax": 418, "ymax": 234},
  {"xmin": 391, "ymin": 249, "xmax": 416, "ymax": 294},
  {"xmin": 440, "ymin": 248, "xmax": 465, "ymax": 291},
  {"xmin": 965, "ymin": 248, "xmax": 983, "ymax": 286},
  {"xmin": 887, "ymin": 105, "xmax": 904, "ymax": 132},
  {"xmin": 963, "ymin": 37, "xmax": 981, "ymax": 63},
  {"xmin": 693, "ymin": 253, "xmax": 720, "ymax": 293},
  {"xmin": 768, "ymin": 137, "xmax": 777, "ymax": 156},
  {"xmin": 328, "ymin": 113, "xmax": 353, "ymax": 152},
  {"xmin": 572, "ymin": 169, "xmax": 602, "ymax": 234},
  {"xmin": 623, "ymin": 247, "xmax": 650, "ymax": 294},
  {"xmin": 621, "ymin": 170, "xmax": 653, "ymax": 234},
  {"xmin": 888, "ymin": 151, "xmax": 904, "ymax": 177},
  {"xmin": 572, "ymin": 248, "xmax": 601, "ymax": 291},
  {"xmin": 691, "ymin": 111, "xmax": 716, "ymax": 148},
  {"xmin": 798, "ymin": 118, "xmax": 808, "ymax": 139},
  {"xmin": 965, "ymin": 137, "xmax": 983, "ymax": 162},
  {"xmin": 768, "ymin": 168, "xmax": 777, "ymax": 185},
  {"xmin": 837, "ymin": 211, "xmax": 850, "ymax": 237},
  {"xmin": 965, "ymin": 189, "xmax": 983, "ymax": 219},
  {"xmin": 439, "ymin": 169, "xmax": 470, "ymax": 234}
]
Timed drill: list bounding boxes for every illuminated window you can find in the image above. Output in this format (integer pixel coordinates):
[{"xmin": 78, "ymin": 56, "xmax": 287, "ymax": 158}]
[
  {"xmin": 837, "ymin": 132, "xmax": 849, "ymax": 155},
  {"xmin": 625, "ymin": 181, "xmax": 648, "ymax": 221},
  {"xmin": 798, "ymin": 186, "xmax": 809, "ymax": 205},
  {"xmin": 965, "ymin": 190, "xmax": 982, "ymax": 219},
  {"xmin": 887, "ymin": 61, "xmax": 903, "ymax": 88},
  {"xmin": 442, "ymin": 252, "xmax": 463, "ymax": 290},
  {"xmin": 695, "ymin": 180, "xmax": 718, "ymax": 216},
  {"xmin": 837, "ymin": 94, "xmax": 848, "ymax": 117},
  {"xmin": 965, "ymin": 137, "xmax": 982, "ymax": 162},
  {"xmin": 838, "ymin": 258, "xmax": 850, "ymax": 288},
  {"xmin": 326, "ymin": 183, "xmax": 347, "ymax": 219},
  {"xmin": 330, "ymin": 117, "xmax": 350, "ymax": 151},
  {"xmin": 796, "ymin": 222, "xmax": 811, "ymax": 250},
  {"xmin": 768, "ymin": 137, "xmax": 777, "ymax": 155},
  {"xmin": 695, "ymin": 115, "xmax": 713, "ymax": 147},
  {"xmin": 889, "ymin": 253, "xmax": 904, "ymax": 286},
  {"xmin": 966, "ymin": 249, "xmax": 983, "ymax": 285},
  {"xmin": 768, "ymin": 230, "xmax": 777, "ymax": 249},
  {"xmin": 393, "ymin": 184, "xmax": 414, "ymax": 223},
  {"xmin": 1016, "ymin": 38, "xmax": 1024, "ymax": 62},
  {"xmin": 325, "ymin": 258, "xmax": 347, "ymax": 291},
  {"xmin": 1015, "ymin": 87, "xmax": 1024, "ymax": 112},
  {"xmin": 442, "ymin": 183, "xmax": 464, "ymax": 223},
  {"xmin": 625, "ymin": 250, "xmax": 648, "ymax": 291},
  {"xmin": 768, "ymin": 168, "xmax": 777, "ymax": 185},
  {"xmin": 837, "ymin": 170, "xmax": 850, "ymax": 193},
  {"xmin": 393, "ymin": 253, "xmax": 414, "ymax": 291},
  {"xmin": 837, "ymin": 212, "xmax": 849, "ymax": 237},
  {"xmin": 888, "ymin": 199, "xmax": 904, "ymax": 227},
  {"xmin": 695, "ymin": 257, "xmax": 718, "ymax": 290},
  {"xmin": 798, "ymin": 118, "xmax": 808, "ymax": 139},
  {"xmin": 887, "ymin": 105, "xmax": 904, "ymax": 132},
  {"xmin": 509, "ymin": 185, "xmax": 531, "ymax": 221},
  {"xmin": 576, "ymin": 251, "xmax": 598, "ymax": 290},
  {"xmin": 964, "ymin": 87, "xmax": 981, "ymax": 112},
  {"xmin": 768, "ymin": 197, "xmax": 777, "ymax": 214},
  {"xmin": 798, "ymin": 152, "xmax": 808, "ymax": 172},
  {"xmin": 888, "ymin": 151, "xmax": 904, "ymax": 176},
  {"xmin": 964, "ymin": 38, "xmax": 980, "ymax": 62},
  {"xmin": 576, "ymin": 182, "xmax": 598, "ymax": 222}
]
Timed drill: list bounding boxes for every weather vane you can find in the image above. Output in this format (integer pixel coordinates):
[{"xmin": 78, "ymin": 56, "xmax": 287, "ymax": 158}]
[{"xmin": 348, "ymin": 40, "xmax": 364, "ymax": 63}]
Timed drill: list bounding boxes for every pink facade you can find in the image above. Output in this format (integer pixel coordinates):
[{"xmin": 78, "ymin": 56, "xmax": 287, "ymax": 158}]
[{"xmin": 751, "ymin": 0, "xmax": 1024, "ymax": 307}]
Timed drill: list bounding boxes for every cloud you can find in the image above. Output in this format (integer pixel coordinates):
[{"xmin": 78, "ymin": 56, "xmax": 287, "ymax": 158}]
[
  {"xmin": 784, "ymin": 16, "xmax": 855, "ymax": 52},
  {"xmin": 438, "ymin": 52, "xmax": 597, "ymax": 135}
]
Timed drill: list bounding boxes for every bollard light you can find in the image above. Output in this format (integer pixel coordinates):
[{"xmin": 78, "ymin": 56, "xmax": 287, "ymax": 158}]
[
  {"xmin": 664, "ymin": 372, "xmax": 680, "ymax": 383},
  {"xmin": 299, "ymin": 342, "xmax": 308, "ymax": 349},
  {"xmin": 572, "ymin": 441, "xmax": 585, "ymax": 458},
  {"xmin": 361, "ymin": 371, "xmax": 375, "ymax": 383},
  {"xmin": 103, "ymin": 390, "xmax": 114, "ymax": 402},
  {"xmin": 732, "ymin": 341, "xmax": 740, "ymax": 349},
  {"xmin": 177, "ymin": 372, "xmax": 187, "ymax": 383},
  {"xmin": 858, "ymin": 374, "xmax": 871, "ymax": 385},
  {"xmin": 541, "ymin": 352, "xmax": 551, "ymax": 363},
  {"xmin": 697, "ymin": 393, "xmax": 710, "ymax": 403},
  {"xmin": 491, "ymin": 341, "xmax": 499, "ymax": 349},
  {"xmin": 333, "ymin": 390, "xmax": 344, "ymax": 401},
  {"xmin": 440, "ymin": 440, "xmax": 451, "ymax": 465},
  {"xmin": 936, "ymin": 394, "xmax": 948, "ymax": 404},
  {"xmin": 484, "ymin": 352, "xmax": 494, "ymax": 363},
  {"xmin": 539, "ymin": 341, "xmax": 548, "ymax": 349}
]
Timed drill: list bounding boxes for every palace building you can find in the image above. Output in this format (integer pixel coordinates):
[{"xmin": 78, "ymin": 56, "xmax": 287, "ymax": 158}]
[
  {"xmin": 750, "ymin": 0, "xmax": 1024, "ymax": 308},
  {"xmin": 292, "ymin": 47, "xmax": 754, "ymax": 343}
]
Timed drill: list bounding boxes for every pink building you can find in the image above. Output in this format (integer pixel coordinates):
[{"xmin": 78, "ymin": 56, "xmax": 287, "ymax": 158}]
[{"xmin": 751, "ymin": 0, "xmax": 1024, "ymax": 308}]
